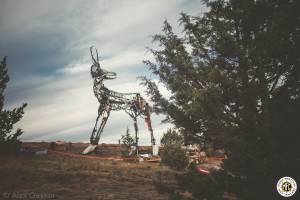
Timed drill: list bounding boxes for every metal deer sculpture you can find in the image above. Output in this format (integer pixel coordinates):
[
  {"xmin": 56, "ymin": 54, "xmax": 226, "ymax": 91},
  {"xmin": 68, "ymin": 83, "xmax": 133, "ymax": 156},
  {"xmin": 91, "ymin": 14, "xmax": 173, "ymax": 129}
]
[{"xmin": 82, "ymin": 46, "xmax": 156, "ymax": 155}]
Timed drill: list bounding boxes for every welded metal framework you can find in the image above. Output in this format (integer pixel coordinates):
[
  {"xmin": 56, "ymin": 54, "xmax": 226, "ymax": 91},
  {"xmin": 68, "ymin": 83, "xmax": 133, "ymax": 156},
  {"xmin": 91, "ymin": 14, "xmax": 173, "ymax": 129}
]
[{"xmin": 84, "ymin": 46, "xmax": 155, "ymax": 154}]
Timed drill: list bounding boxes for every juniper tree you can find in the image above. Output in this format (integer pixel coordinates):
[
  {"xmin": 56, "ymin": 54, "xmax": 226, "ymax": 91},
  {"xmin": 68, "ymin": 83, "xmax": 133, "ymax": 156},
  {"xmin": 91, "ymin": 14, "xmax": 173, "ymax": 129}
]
[
  {"xmin": 141, "ymin": 0, "xmax": 299, "ymax": 199},
  {"xmin": 160, "ymin": 128, "xmax": 184, "ymax": 146},
  {"xmin": 120, "ymin": 127, "xmax": 135, "ymax": 156},
  {"xmin": 160, "ymin": 129, "xmax": 188, "ymax": 170},
  {"xmin": 0, "ymin": 57, "xmax": 27, "ymax": 154}
]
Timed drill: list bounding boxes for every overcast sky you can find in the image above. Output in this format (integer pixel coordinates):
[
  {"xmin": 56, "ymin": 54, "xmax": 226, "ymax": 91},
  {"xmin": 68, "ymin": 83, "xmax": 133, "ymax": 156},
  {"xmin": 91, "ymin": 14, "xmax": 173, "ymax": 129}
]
[{"xmin": 0, "ymin": 0, "xmax": 205, "ymax": 145}]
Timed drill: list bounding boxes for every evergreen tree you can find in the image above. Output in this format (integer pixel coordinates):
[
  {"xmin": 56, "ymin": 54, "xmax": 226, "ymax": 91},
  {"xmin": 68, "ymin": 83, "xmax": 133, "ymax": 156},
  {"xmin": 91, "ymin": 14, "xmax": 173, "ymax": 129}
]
[
  {"xmin": 0, "ymin": 57, "xmax": 27, "ymax": 154},
  {"xmin": 120, "ymin": 127, "xmax": 135, "ymax": 156},
  {"xmin": 160, "ymin": 128, "xmax": 184, "ymax": 146},
  {"xmin": 141, "ymin": 0, "xmax": 299, "ymax": 199},
  {"xmin": 160, "ymin": 129, "xmax": 188, "ymax": 170}
]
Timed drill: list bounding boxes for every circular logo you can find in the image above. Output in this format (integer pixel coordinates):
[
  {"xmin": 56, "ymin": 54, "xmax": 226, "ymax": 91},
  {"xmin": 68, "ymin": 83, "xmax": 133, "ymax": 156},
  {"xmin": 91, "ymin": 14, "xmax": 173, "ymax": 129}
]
[{"xmin": 277, "ymin": 177, "xmax": 297, "ymax": 197}]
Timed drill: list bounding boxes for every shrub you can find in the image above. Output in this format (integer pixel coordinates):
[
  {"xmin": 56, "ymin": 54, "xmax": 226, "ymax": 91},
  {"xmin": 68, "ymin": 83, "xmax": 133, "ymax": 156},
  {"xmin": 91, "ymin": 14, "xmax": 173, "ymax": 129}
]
[
  {"xmin": 120, "ymin": 127, "xmax": 135, "ymax": 156},
  {"xmin": 161, "ymin": 144, "xmax": 188, "ymax": 170},
  {"xmin": 160, "ymin": 129, "xmax": 188, "ymax": 170}
]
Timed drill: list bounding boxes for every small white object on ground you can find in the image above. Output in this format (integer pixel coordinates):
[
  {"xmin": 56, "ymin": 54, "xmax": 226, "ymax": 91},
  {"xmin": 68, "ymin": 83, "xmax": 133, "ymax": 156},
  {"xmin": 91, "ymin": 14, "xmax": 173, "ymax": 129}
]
[
  {"xmin": 82, "ymin": 144, "xmax": 97, "ymax": 154},
  {"xmin": 35, "ymin": 149, "xmax": 48, "ymax": 155},
  {"xmin": 140, "ymin": 154, "xmax": 150, "ymax": 158}
]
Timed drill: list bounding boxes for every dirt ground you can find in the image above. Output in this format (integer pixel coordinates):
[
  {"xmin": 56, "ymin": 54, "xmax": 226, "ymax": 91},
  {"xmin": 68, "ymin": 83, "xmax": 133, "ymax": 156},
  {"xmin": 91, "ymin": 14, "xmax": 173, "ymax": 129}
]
[{"xmin": 0, "ymin": 152, "xmax": 176, "ymax": 200}]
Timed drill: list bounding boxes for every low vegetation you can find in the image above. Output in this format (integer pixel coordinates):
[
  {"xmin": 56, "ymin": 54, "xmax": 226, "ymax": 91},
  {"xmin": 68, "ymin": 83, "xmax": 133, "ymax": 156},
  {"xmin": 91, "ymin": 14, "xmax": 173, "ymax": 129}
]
[
  {"xmin": 160, "ymin": 129, "xmax": 188, "ymax": 170},
  {"xmin": 120, "ymin": 127, "xmax": 135, "ymax": 156},
  {"xmin": 0, "ymin": 153, "xmax": 175, "ymax": 200}
]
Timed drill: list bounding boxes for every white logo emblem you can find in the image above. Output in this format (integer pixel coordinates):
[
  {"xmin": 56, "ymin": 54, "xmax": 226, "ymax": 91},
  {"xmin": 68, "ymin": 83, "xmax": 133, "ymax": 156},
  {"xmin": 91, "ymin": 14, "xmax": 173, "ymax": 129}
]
[{"xmin": 277, "ymin": 177, "xmax": 297, "ymax": 197}]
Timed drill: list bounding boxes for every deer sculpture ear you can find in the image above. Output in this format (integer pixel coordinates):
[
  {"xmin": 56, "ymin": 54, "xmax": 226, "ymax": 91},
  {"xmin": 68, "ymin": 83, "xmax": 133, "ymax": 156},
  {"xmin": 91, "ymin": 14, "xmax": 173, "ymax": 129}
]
[{"xmin": 90, "ymin": 46, "xmax": 100, "ymax": 65}]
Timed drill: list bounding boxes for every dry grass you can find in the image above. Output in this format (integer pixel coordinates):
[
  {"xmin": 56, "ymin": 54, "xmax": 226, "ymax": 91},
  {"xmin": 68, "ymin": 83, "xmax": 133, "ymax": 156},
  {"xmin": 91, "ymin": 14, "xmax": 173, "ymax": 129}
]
[{"xmin": 0, "ymin": 153, "xmax": 176, "ymax": 200}]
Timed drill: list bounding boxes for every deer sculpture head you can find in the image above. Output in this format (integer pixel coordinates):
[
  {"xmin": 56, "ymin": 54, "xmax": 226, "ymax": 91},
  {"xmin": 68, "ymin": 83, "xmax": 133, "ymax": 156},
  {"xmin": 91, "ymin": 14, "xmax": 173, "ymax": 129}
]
[{"xmin": 90, "ymin": 46, "xmax": 117, "ymax": 81}]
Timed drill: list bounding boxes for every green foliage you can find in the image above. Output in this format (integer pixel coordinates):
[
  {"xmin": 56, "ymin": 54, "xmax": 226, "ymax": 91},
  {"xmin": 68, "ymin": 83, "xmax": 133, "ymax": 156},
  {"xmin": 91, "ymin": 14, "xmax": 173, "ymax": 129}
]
[
  {"xmin": 142, "ymin": 0, "xmax": 300, "ymax": 199},
  {"xmin": 160, "ymin": 128, "xmax": 183, "ymax": 146},
  {"xmin": 0, "ymin": 57, "xmax": 27, "ymax": 154},
  {"xmin": 177, "ymin": 164, "xmax": 226, "ymax": 200},
  {"xmin": 120, "ymin": 127, "xmax": 135, "ymax": 156},
  {"xmin": 161, "ymin": 144, "xmax": 188, "ymax": 170},
  {"xmin": 160, "ymin": 129, "xmax": 188, "ymax": 170}
]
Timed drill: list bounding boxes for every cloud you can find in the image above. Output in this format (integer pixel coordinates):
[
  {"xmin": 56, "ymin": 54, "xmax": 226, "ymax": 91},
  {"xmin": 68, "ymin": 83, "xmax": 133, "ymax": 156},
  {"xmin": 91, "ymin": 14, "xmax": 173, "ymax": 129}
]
[
  {"xmin": 58, "ymin": 49, "xmax": 152, "ymax": 75},
  {"xmin": 1, "ymin": 0, "xmax": 204, "ymax": 144}
]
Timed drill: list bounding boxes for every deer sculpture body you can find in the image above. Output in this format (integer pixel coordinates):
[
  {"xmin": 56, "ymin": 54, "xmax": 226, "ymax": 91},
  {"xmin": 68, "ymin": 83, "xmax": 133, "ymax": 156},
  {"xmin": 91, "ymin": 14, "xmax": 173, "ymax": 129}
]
[{"xmin": 82, "ymin": 47, "xmax": 156, "ymax": 155}]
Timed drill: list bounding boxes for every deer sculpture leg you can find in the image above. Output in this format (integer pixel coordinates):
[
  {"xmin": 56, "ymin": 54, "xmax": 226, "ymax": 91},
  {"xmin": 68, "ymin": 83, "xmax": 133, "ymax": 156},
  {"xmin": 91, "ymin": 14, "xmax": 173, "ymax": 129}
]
[
  {"xmin": 126, "ymin": 101, "xmax": 140, "ymax": 156},
  {"xmin": 132, "ymin": 116, "xmax": 139, "ymax": 156},
  {"xmin": 93, "ymin": 104, "xmax": 111, "ymax": 145},
  {"xmin": 144, "ymin": 103, "xmax": 155, "ymax": 146},
  {"xmin": 145, "ymin": 115, "xmax": 155, "ymax": 146},
  {"xmin": 90, "ymin": 105, "xmax": 104, "ymax": 144},
  {"xmin": 82, "ymin": 104, "xmax": 111, "ymax": 154},
  {"xmin": 143, "ymin": 103, "xmax": 159, "ymax": 156}
]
